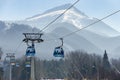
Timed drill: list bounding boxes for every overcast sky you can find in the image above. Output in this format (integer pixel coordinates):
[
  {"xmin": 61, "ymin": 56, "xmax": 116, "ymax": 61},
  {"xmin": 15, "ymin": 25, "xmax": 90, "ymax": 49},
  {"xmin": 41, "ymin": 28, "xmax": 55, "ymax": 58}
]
[{"xmin": 0, "ymin": 0, "xmax": 120, "ymax": 31}]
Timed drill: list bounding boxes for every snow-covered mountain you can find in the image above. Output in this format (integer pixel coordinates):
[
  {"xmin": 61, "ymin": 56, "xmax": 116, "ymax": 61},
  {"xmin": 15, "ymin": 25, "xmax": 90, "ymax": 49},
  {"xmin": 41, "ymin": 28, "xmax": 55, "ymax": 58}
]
[
  {"xmin": 21, "ymin": 4, "xmax": 120, "ymax": 37},
  {"xmin": 1, "ymin": 4, "xmax": 120, "ymax": 59}
]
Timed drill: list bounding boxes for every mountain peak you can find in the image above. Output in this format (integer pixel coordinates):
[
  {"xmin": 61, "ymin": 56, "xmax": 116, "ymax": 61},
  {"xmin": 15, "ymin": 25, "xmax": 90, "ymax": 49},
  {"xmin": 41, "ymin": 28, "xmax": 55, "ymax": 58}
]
[
  {"xmin": 26, "ymin": 3, "xmax": 87, "ymax": 20},
  {"xmin": 44, "ymin": 3, "xmax": 87, "ymax": 16},
  {"xmin": 44, "ymin": 3, "xmax": 73, "ymax": 13},
  {"xmin": 26, "ymin": 4, "xmax": 73, "ymax": 20}
]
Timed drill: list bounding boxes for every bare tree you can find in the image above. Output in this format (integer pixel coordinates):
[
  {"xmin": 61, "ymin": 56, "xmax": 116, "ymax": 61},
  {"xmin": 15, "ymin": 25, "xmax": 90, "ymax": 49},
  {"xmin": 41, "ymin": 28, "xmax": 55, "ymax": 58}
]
[{"xmin": 65, "ymin": 50, "xmax": 102, "ymax": 80}]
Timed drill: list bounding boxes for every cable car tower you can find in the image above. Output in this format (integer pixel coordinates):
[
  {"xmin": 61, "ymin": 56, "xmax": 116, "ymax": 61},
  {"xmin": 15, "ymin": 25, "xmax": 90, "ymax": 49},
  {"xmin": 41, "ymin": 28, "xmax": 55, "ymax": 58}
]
[
  {"xmin": 23, "ymin": 33, "xmax": 44, "ymax": 45},
  {"xmin": 23, "ymin": 32, "xmax": 44, "ymax": 80},
  {"xmin": 23, "ymin": 33, "xmax": 44, "ymax": 56}
]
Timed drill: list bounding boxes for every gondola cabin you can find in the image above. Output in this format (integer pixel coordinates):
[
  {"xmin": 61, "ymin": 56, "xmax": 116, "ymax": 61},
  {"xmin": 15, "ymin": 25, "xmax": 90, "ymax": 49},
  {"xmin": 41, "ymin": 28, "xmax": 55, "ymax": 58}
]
[
  {"xmin": 53, "ymin": 47, "xmax": 64, "ymax": 57},
  {"xmin": 25, "ymin": 61, "xmax": 31, "ymax": 67},
  {"xmin": 10, "ymin": 56, "xmax": 16, "ymax": 65},
  {"xmin": 16, "ymin": 63, "xmax": 20, "ymax": 67},
  {"xmin": 25, "ymin": 57, "xmax": 31, "ymax": 67},
  {"xmin": 26, "ymin": 46, "xmax": 35, "ymax": 57}
]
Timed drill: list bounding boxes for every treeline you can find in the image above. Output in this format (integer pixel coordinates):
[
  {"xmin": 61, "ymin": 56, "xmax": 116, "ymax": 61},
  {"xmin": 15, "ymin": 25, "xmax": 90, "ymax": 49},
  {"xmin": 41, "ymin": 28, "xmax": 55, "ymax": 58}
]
[
  {"xmin": 64, "ymin": 50, "xmax": 120, "ymax": 80},
  {"xmin": 2, "ymin": 50, "xmax": 120, "ymax": 80}
]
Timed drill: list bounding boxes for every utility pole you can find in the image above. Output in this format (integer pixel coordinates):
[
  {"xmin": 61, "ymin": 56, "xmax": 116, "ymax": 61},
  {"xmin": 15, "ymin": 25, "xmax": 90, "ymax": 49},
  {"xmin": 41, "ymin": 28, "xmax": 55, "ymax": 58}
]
[
  {"xmin": 6, "ymin": 53, "xmax": 15, "ymax": 80},
  {"xmin": 23, "ymin": 32, "xmax": 44, "ymax": 80}
]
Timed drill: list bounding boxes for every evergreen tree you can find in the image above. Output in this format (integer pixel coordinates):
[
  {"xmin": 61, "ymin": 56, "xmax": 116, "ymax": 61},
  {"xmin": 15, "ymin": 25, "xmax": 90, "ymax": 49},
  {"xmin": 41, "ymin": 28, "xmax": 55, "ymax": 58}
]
[
  {"xmin": 103, "ymin": 50, "xmax": 111, "ymax": 70},
  {"xmin": 92, "ymin": 62, "xmax": 97, "ymax": 76},
  {"xmin": 101, "ymin": 50, "xmax": 111, "ymax": 79}
]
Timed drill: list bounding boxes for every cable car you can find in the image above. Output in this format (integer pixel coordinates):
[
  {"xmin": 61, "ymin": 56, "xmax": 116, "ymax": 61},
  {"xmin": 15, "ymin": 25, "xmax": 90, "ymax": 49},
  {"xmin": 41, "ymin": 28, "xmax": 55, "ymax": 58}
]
[
  {"xmin": 25, "ymin": 61, "xmax": 31, "ymax": 67},
  {"xmin": 26, "ymin": 45, "xmax": 35, "ymax": 57},
  {"xmin": 25, "ymin": 57, "xmax": 31, "ymax": 67},
  {"xmin": 53, "ymin": 38, "xmax": 64, "ymax": 57},
  {"xmin": 53, "ymin": 46, "xmax": 64, "ymax": 57},
  {"xmin": 10, "ymin": 56, "xmax": 16, "ymax": 65},
  {"xmin": 16, "ymin": 63, "xmax": 20, "ymax": 67}
]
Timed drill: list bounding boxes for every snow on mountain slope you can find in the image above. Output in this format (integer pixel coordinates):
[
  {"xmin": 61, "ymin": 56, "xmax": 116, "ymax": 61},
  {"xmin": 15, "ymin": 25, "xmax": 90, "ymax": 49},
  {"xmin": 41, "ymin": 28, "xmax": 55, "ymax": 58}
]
[
  {"xmin": 26, "ymin": 10, "xmax": 66, "ymax": 21},
  {"xmin": 50, "ymin": 26, "xmax": 102, "ymax": 54},
  {"xmin": 45, "ymin": 22, "xmax": 120, "ymax": 56},
  {"xmin": 22, "ymin": 4, "xmax": 120, "ymax": 37},
  {"xmin": 26, "ymin": 4, "xmax": 87, "ymax": 21},
  {"xmin": 33, "ymin": 27, "xmax": 104, "ymax": 59},
  {"xmin": 78, "ymin": 30, "xmax": 120, "ymax": 51}
]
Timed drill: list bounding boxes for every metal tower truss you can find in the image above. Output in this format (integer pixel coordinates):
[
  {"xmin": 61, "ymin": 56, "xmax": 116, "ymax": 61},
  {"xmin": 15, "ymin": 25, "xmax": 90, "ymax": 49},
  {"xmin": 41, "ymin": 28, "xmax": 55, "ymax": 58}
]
[
  {"xmin": 23, "ymin": 32, "xmax": 44, "ymax": 80},
  {"xmin": 23, "ymin": 33, "xmax": 44, "ymax": 44}
]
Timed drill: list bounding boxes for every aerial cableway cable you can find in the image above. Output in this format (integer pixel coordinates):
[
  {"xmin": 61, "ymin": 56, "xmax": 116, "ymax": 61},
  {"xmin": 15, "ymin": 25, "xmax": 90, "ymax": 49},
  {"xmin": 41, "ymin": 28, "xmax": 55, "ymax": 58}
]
[
  {"xmin": 14, "ymin": 41, "xmax": 23, "ymax": 53},
  {"xmin": 39, "ymin": 0, "xmax": 80, "ymax": 32}
]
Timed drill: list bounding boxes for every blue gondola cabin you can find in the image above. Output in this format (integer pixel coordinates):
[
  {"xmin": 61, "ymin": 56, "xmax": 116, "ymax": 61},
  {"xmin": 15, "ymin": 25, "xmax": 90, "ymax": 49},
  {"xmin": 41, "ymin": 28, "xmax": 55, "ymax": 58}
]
[
  {"xmin": 26, "ymin": 46, "xmax": 35, "ymax": 57},
  {"xmin": 53, "ymin": 47, "xmax": 64, "ymax": 57}
]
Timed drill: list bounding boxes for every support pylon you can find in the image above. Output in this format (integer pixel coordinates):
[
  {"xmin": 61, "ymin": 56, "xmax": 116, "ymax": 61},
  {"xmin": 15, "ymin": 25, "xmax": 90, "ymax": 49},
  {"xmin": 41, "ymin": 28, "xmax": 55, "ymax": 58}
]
[
  {"xmin": 6, "ymin": 53, "xmax": 16, "ymax": 80},
  {"xmin": 23, "ymin": 32, "xmax": 44, "ymax": 80},
  {"xmin": 30, "ymin": 57, "xmax": 35, "ymax": 80}
]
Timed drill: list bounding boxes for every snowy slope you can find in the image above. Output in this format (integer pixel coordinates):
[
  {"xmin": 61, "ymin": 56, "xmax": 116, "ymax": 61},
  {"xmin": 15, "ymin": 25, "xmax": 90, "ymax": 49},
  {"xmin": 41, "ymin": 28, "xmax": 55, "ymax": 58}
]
[{"xmin": 22, "ymin": 4, "xmax": 120, "ymax": 37}]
